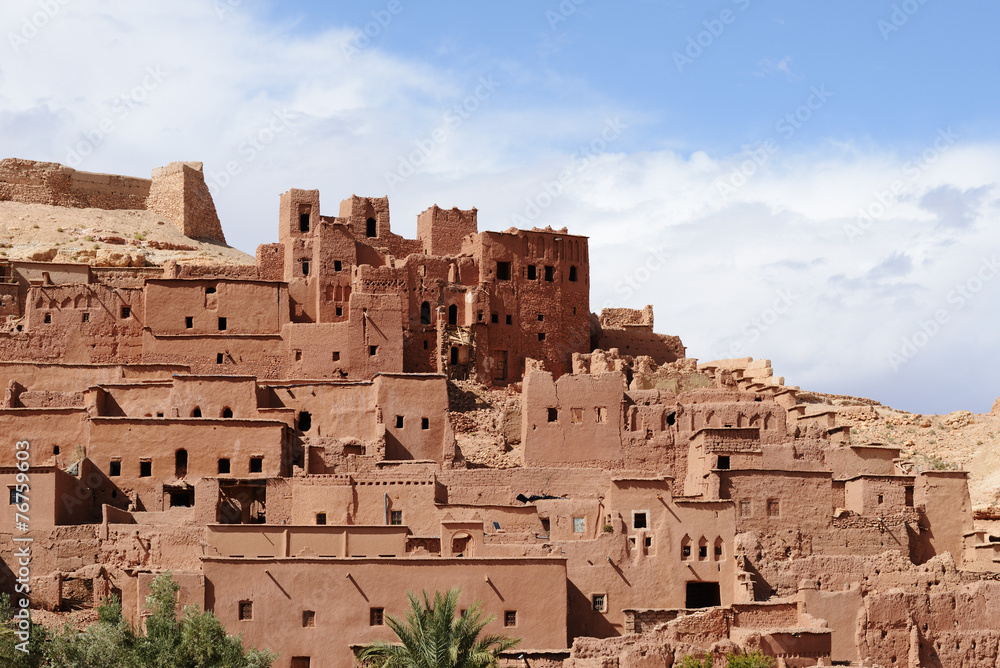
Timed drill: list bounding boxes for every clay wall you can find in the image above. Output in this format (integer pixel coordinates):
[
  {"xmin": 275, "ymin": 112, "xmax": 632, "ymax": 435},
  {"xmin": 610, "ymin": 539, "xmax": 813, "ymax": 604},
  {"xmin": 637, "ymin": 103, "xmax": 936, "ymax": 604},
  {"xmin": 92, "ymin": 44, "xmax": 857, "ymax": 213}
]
[
  {"xmin": 475, "ymin": 229, "xmax": 590, "ymax": 382},
  {"xmin": 677, "ymin": 398, "xmax": 787, "ymax": 445},
  {"xmin": 85, "ymin": 418, "xmax": 287, "ymax": 511},
  {"xmin": 720, "ymin": 470, "xmax": 833, "ymax": 560},
  {"xmin": 0, "ymin": 362, "xmax": 186, "ymax": 393},
  {"xmin": 146, "ymin": 162, "xmax": 225, "ymax": 242},
  {"xmin": 917, "ymin": 471, "xmax": 974, "ymax": 565},
  {"xmin": 416, "ymin": 205, "xmax": 478, "ymax": 257},
  {"xmin": 0, "ymin": 408, "xmax": 86, "ymax": 467},
  {"xmin": 843, "ymin": 475, "xmax": 913, "ymax": 516},
  {"xmin": 346, "ymin": 476, "xmax": 444, "ymax": 535},
  {"xmin": 375, "ymin": 373, "xmax": 454, "ymax": 462},
  {"xmin": 312, "ymin": 222, "xmax": 358, "ymax": 323},
  {"xmin": 98, "ymin": 376, "xmax": 260, "ymax": 419},
  {"xmin": 438, "ymin": 467, "xmax": 614, "ymax": 506},
  {"xmin": 338, "ymin": 195, "xmax": 424, "ymax": 260},
  {"xmin": 826, "ymin": 445, "xmax": 900, "ymax": 479},
  {"xmin": 0, "ymin": 159, "xmax": 150, "ymax": 210},
  {"xmin": 522, "ymin": 370, "xmax": 626, "ymax": 465},
  {"xmin": 0, "ymin": 466, "xmax": 94, "ymax": 530},
  {"xmin": 144, "ymin": 279, "xmax": 286, "ymax": 335},
  {"xmin": 204, "ymin": 557, "xmax": 568, "ymax": 668},
  {"xmin": 206, "ymin": 524, "xmax": 410, "ymax": 559}
]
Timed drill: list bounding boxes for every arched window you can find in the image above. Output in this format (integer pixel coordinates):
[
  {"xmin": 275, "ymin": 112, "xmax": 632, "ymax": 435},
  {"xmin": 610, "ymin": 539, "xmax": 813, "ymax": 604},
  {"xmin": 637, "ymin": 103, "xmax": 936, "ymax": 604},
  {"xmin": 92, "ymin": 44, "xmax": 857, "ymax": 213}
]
[
  {"xmin": 222, "ymin": 407, "xmax": 233, "ymax": 418},
  {"xmin": 191, "ymin": 407, "xmax": 202, "ymax": 418},
  {"xmin": 420, "ymin": 302, "xmax": 431, "ymax": 325},
  {"xmin": 448, "ymin": 304, "xmax": 458, "ymax": 325},
  {"xmin": 175, "ymin": 449, "xmax": 188, "ymax": 478}
]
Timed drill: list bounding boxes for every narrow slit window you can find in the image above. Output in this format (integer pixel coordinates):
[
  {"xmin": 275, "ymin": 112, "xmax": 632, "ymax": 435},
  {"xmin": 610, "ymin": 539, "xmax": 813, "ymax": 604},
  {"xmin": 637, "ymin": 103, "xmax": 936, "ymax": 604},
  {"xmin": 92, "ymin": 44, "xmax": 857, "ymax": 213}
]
[
  {"xmin": 218, "ymin": 317, "xmax": 227, "ymax": 331},
  {"xmin": 185, "ymin": 316, "xmax": 193, "ymax": 329}
]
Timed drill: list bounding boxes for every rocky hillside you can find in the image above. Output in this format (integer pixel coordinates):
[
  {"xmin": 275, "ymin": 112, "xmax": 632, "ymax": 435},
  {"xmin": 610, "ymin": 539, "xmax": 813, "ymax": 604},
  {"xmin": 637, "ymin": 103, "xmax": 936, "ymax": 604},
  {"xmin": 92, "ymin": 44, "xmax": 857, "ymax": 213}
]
[{"xmin": 0, "ymin": 200, "xmax": 253, "ymax": 267}]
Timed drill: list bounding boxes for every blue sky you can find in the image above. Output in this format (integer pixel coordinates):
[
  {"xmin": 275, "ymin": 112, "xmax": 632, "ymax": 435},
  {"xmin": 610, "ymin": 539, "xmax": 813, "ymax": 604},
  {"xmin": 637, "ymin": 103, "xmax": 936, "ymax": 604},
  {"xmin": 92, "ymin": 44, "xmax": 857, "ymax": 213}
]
[{"xmin": 2, "ymin": 0, "xmax": 999, "ymax": 413}]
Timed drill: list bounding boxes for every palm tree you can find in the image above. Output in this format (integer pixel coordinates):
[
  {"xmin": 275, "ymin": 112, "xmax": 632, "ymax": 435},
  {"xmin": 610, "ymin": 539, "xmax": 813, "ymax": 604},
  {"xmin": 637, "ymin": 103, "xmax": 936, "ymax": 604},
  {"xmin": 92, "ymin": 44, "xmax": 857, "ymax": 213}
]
[{"xmin": 357, "ymin": 589, "xmax": 520, "ymax": 668}]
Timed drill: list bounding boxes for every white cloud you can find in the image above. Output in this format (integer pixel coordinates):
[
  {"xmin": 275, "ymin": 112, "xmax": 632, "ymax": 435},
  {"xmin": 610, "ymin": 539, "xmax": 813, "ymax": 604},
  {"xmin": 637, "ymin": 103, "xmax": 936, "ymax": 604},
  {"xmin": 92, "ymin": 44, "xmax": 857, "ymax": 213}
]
[{"xmin": 2, "ymin": 1, "xmax": 998, "ymax": 414}]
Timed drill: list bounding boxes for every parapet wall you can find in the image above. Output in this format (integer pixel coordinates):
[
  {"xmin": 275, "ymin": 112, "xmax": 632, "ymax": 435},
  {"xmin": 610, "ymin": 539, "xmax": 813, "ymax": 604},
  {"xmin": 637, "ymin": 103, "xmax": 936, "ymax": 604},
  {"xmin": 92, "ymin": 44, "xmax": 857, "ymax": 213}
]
[{"xmin": 0, "ymin": 158, "xmax": 225, "ymax": 243}]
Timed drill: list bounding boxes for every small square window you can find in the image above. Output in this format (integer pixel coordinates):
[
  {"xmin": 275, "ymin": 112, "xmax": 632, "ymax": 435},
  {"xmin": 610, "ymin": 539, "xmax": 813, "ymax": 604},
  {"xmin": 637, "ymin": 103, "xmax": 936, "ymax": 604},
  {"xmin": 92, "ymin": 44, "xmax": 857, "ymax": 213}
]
[
  {"xmin": 370, "ymin": 608, "xmax": 384, "ymax": 626},
  {"xmin": 336, "ymin": 307, "xmax": 343, "ymax": 316},
  {"xmin": 332, "ymin": 351, "xmax": 341, "ymax": 361},
  {"xmin": 504, "ymin": 611, "xmax": 517, "ymax": 627},
  {"xmin": 505, "ymin": 315, "xmax": 512, "ymax": 325},
  {"xmin": 218, "ymin": 458, "xmax": 230, "ymax": 474},
  {"xmin": 717, "ymin": 456, "xmax": 730, "ymax": 470},
  {"xmin": 740, "ymin": 500, "xmax": 752, "ymax": 517},
  {"xmin": 139, "ymin": 460, "xmax": 151, "ymax": 477},
  {"xmin": 592, "ymin": 594, "xmax": 606, "ymax": 612},
  {"xmin": 185, "ymin": 316, "xmax": 193, "ymax": 329},
  {"xmin": 43, "ymin": 313, "xmax": 51, "ymax": 324},
  {"xmin": 491, "ymin": 313, "xmax": 499, "ymax": 324},
  {"xmin": 527, "ymin": 265, "xmax": 537, "ymax": 280},
  {"xmin": 156, "ymin": 412, "xmax": 164, "ymax": 418},
  {"xmin": 53, "ymin": 446, "xmax": 59, "ymax": 455},
  {"xmin": 250, "ymin": 457, "xmax": 263, "ymax": 473},
  {"xmin": 496, "ymin": 262, "xmax": 511, "ymax": 280},
  {"xmin": 544, "ymin": 266, "xmax": 554, "ymax": 282},
  {"xmin": 121, "ymin": 306, "xmax": 131, "ymax": 319},
  {"xmin": 239, "ymin": 600, "xmax": 253, "ymax": 621},
  {"xmin": 421, "ymin": 417, "xmax": 429, "ymax": 430},
  {"xmin": 82, "ymin": 312, "xmax": 89, "ymax": 323},
  {"xmin": 334, "ymin": 260, "xmax": 342, "ymax": 272},
  {"xmin": 633, "ymin": 512, "xmax": 647, "ymax": 529},
  {"xmin": 767, "ymin": 499, "xmax": 780, "ymax": 517},
  {"xmin": 395, "ymin": 415, "xmax": 404, "ymax": 429},
  {"xmin": 547, "ymin": 407, "xmax": 558, "ymax": 423},
  {"xmin": 538, "ymin": 332, "xmax": 546, "ymax": 341},
  {"xmin": 390, "ymin": 510, "xmax": 403, "ymax": 525},
  {"xmin": 302, "ymin": 610, "xmax": 316, "ymax": 628},
  {"xmin": 218, "ymin": 317, "xmax": 227, "ymax": 331},
  {"xmin": 369, "ymin": 345, "xmax": 378, "ymax": 356},
  {"xmin": 291, "ymin": 659, "xmax": 311, "ymax": 668},
  {"xmin": 206, "ymin": 286, "xmax": 216, "ymax": 295},
  {"xmin": 573, "ymin": 517, "xmax": 586, "ymax": 533},
  {"xmin": 316, "ymin": 513, "xmax": 326, "ymax": 525},
  {"xmin": 109, "ymin": 460, "xmax": 122, "ymax": 477}
]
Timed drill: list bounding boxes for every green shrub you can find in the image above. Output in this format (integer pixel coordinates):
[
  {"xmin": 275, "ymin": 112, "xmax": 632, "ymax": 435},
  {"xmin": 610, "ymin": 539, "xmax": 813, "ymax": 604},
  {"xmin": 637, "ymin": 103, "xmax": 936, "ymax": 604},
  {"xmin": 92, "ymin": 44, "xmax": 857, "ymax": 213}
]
[
  {"xmin": 679, "ymin": 652, "xmax": 712, "ymax": 668},
  {"xmin": 726, "ymin": 650, "xmax": 775, "ymax": 668}
]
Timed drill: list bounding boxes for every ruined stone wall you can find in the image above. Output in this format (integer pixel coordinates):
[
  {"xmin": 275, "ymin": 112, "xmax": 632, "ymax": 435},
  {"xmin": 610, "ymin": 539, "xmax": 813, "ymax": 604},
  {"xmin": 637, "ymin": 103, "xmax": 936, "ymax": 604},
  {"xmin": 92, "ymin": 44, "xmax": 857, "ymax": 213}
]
[
  {"xmin": 146, "ymin": 162, "xmax": 226, "ymax": 243},
  {"xmin": 0, "ymin": 158, "xmax": 150, "ymax": 210},
  {"xmin": 416, "ymin": 204, "xmax": 478, "ymax": 256}
]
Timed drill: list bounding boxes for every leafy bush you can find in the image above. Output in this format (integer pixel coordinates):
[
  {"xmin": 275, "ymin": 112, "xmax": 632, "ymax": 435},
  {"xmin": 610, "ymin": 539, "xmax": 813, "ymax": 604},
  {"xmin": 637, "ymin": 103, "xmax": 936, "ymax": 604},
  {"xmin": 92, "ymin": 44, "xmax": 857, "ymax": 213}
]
[
  {"xmin": 726, "ymin": 650, "xmax": 775, "ymax": 668},
  {"xmin": 678, "ymin": 652, "xmax": 712, "ymax": 668}
]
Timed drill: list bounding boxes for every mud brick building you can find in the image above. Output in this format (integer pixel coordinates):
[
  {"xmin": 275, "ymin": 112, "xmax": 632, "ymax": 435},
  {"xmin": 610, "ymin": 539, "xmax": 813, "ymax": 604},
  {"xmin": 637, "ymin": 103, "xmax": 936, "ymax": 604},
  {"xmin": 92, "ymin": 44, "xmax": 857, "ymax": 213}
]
[{"xmin": 0, "ymin": 159, "xmax": 997, "ymax": 668}]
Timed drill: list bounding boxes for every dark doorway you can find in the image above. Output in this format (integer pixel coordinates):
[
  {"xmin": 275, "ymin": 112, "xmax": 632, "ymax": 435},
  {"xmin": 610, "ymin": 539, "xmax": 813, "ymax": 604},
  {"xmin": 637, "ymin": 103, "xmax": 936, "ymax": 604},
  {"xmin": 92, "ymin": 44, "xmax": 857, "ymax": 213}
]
[
  {"xmin": 686, "ymin": 582, "xmax": 721, "ymax": 609},
  {"xmin": 450, "ymin": 346, "xmax": 459, "ymax": 365},
  {"xmin": 169, "ymin": 489, "xmax": 193, "ymax": 507},
  {"xmin": 366, "ymin": 217, "xmax": 377, "ymax": 237},
  {"xmin": 299, "ymin": 411, "xmax": 312, "ymax": 431},
  {"xmin": 448, "ymin": 304, "xmax": 458, "ymax": 325},
  {"xmin": 420, "ymin": 302, "xmax": 431, "ymax": 325}
]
